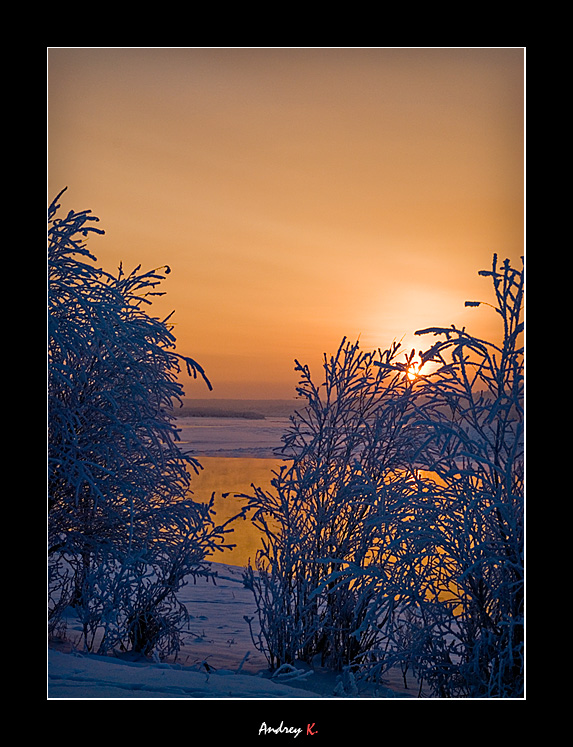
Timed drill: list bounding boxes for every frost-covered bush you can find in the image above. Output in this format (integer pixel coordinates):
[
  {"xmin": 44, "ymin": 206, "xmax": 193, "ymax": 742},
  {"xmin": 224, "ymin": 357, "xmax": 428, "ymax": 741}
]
[
  {"xmin": 242, "ymin": 340, "xmax": 423, "ymax": 671},
  {"xmin": 245, "ymin": 255, "xmax": 524, "ymax": 698},
  {"xmin": 338, "ymin": 255, "xmax": 524, "ymax": 697},
  {"xmin": 48, "ymin": 189, "xmax": 237, "ymax": 657},
  {"xmin": 409, "ymin": 254, "xmax": 524, "ymax": 697}
]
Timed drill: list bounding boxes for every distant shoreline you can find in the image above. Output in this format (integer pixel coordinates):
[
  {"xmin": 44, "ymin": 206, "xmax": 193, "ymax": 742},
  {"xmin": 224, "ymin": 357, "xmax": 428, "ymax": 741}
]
[
  {"xmin": 177, "ymin": 408, "xmax": 265, "ymax": 420},
  {"xmin": 176, "ymin": 399, "xmax": 300, "ymax": 420}
]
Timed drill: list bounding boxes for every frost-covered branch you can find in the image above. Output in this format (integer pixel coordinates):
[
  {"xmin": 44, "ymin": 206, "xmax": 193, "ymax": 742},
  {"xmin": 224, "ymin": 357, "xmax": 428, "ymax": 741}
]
[
  {"xmin": 242, "ymin": 255, "xmax": 524, "ymax": 697},
  {"xmin": 48, "ymin": 190, "xmax": 236, "ymax": 659}
]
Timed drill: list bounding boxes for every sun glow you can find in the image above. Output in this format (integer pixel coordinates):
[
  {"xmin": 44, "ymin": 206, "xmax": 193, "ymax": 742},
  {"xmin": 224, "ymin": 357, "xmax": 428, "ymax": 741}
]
[{"xmin": 406, "ymin": 354, "xmax": 424, "ymax": 382}]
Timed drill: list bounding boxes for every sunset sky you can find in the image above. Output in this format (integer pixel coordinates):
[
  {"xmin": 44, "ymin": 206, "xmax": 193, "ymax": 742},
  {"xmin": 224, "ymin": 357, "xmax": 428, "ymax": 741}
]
[{"xmin": 48, "ymin": 48, "xmax": 524, "ymax": 400}]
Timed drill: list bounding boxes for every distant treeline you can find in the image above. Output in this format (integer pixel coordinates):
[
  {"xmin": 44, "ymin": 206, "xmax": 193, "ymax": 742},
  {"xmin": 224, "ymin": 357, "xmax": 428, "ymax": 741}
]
[
  {"xmin": 177, "ymin": 407, "xmax": 265, "ymax": 420},
  {"xmin": 176, "ymin": 399, "xmax": 301, "ymax": 420}
]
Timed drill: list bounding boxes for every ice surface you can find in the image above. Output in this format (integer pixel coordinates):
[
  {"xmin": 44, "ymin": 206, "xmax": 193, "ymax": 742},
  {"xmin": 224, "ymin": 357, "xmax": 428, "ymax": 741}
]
[{"xmin": 175, "ymin": 416, "xmax": 289, "ymax": 458}]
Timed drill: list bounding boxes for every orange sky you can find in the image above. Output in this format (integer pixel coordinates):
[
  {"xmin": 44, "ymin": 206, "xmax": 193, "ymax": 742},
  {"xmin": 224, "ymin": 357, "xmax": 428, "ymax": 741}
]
[{"xmin": 48, "ymin": 48, "xmax": 524, "ymax": 400}]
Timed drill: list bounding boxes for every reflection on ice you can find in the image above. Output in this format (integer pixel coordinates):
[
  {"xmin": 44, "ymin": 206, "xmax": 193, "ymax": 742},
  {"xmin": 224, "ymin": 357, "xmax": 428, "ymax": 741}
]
[{"xmin": 189, "ymin": 456, "xmax": 284, "ymax": 567}]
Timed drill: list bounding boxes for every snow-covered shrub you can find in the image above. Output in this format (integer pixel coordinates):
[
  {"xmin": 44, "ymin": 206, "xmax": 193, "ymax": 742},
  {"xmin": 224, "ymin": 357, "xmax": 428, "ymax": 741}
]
[
  {"xmin": 48, "ymin": 189, "xmax": 238, "ymax": 658},
  {"xmin": 341, "ymin": 255, "xmax": 524, "ymax": 697},
  {"xmin": 245, "ymin": 255, "xmax": 524, "ymax": 698},
  {"xmin": 242, "ymin": 340, "xmax": 422, "ymax": 671},
  {"xmin": 410, "ymin": 254, "xmax": 524, "ymax": 697}
]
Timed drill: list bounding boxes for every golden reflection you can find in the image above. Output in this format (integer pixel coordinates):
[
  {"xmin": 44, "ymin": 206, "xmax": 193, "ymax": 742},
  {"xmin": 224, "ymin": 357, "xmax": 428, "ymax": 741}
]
[
  {"xmin": 188, "ymin": 458, "xmax": 468, "ymax": 617},
  {"xmin": 189, "ymin": 456, "xmax": 283, "ymax": 567}
]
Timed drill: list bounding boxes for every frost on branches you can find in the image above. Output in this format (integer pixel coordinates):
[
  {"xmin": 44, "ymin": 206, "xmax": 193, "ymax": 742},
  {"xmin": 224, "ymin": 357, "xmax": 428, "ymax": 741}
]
[
  {"xmin": 242, "ymin": 339, "xmax": 423, "ymax": 675},
  {"xmin": 242, "ymin": 255, "xmax": 524, "ymax": 698},
  {"xmin": 48, "ymin": 190, "xmax": 238, "ymax": 659}
]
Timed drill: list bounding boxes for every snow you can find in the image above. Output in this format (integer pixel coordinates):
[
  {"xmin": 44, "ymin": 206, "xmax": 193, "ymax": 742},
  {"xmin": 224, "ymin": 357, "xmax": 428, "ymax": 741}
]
[
  {"xmin": 48, "ymin": 414, "xmax": 416, "ymax": 700},
  {"xmin": 49, "ymin": 559, "xmax": 414, "ymax": 699},
  {"xmin": 48, "ymin": 648, "xmax": 316, "ymax": 699}
]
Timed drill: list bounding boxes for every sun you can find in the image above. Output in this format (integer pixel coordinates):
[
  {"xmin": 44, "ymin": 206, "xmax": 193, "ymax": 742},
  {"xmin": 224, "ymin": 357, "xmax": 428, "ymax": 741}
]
[{"xmin": 405, "ymin": 354, "xmax": 424, "ymax": 382}]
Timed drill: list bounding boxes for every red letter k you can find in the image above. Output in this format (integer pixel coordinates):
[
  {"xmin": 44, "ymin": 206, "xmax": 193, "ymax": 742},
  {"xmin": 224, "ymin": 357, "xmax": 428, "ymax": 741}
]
[{"xmin": 307, "ymin": 723, "xmax": 317, "ymax": 736}]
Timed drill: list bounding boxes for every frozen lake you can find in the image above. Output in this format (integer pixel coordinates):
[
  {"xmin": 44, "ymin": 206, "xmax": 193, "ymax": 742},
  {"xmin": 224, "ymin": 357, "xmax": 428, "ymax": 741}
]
[
  {"xmin": 185, "ymin": 455, "xmax": 283, "ymax": 567},
  {"xmin": 174, "ymin": 415, "xmax": 291, "ymax": 566},
  {"xmin": 175, "ymin": 415, "xmax": 291, "ymax": 458}
]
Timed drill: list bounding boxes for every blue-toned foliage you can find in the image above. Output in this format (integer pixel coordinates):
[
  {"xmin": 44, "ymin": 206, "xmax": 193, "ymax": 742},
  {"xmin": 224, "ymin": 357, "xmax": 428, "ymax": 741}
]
[
  {"xmin": 48, "ymin": 190, "xmax": 236, "ymax": 659},
  {"xmin": 243, "ymin": 255, "xmax": 524, "ymax": 698}
]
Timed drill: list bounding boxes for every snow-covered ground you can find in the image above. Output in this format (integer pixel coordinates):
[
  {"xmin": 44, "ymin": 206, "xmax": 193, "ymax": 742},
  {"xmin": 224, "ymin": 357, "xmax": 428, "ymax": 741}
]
[
  {"xmin": 49, "ymin": 561, "xmax": 414, "ymax": 699},
  {"xmin": 48, "ymin": 414, "xmax": 418, "ymax": 700}
]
